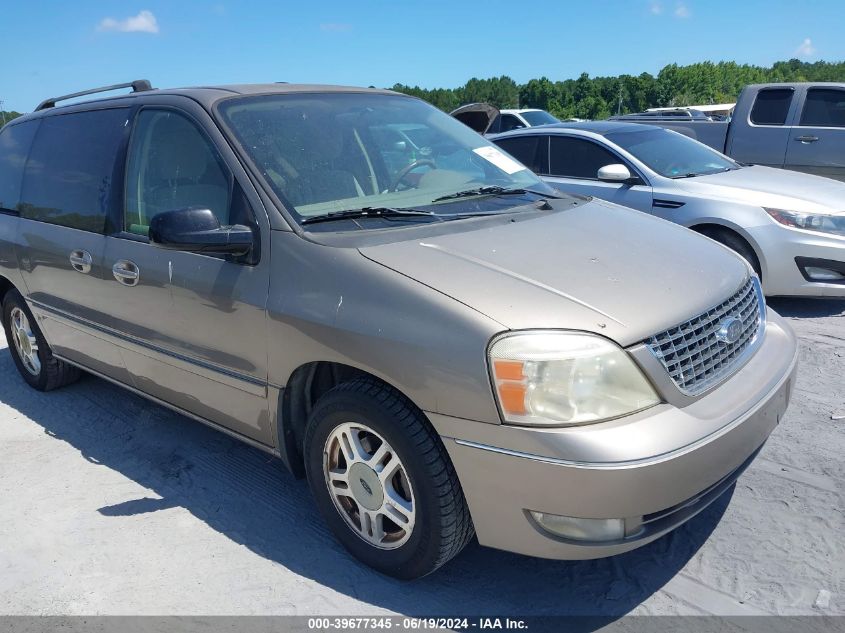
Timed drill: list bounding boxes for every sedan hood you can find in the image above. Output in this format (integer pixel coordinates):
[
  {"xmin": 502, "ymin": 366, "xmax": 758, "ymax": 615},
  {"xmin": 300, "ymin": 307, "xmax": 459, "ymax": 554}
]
[
  {"xmin": 450, "ymin": 103, "xmax": 500, "ymax": 134},
  {"xmin": 678, "ymin": 165, "xmax": 845, "ymax": 214},
  {"xmin": 360, "ymin": 200, "xmax": 749, "ymax": 347}
]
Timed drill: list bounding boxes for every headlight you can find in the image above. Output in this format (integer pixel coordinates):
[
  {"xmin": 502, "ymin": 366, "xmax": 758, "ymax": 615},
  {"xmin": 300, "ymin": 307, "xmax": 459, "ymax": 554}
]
[
  {"xmin": 765, "ymin": 208, "xmax": 845, "ymax": 237},
  {"xmin": 488, "ymin": 331, "xmax": 660, "ymax": 427}
]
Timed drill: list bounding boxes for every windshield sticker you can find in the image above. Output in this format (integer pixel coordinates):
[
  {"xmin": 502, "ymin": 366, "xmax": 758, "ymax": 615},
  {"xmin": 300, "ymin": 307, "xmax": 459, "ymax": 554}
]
[{"xmin": 472, "ymin": 146, "xmax": 526, "ymax": 175}]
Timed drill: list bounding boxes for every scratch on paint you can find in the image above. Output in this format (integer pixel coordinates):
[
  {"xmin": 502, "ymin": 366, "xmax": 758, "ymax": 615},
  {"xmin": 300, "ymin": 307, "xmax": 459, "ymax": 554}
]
[{"xmin": 335, "ymin": 295, "xmax": 343, "ymax": 321}]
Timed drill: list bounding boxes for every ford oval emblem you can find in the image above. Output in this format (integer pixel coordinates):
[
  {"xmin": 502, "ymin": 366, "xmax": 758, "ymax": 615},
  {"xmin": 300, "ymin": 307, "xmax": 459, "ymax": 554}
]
[{"xmin": 716, "ymin": 316, "xmax": 743, "ymax": 345}]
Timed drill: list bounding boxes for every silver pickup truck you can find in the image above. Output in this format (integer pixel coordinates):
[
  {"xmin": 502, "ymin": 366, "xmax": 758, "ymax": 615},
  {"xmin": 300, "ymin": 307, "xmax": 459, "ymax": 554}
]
[{"xmin": 613, "ymin": 83, "xmax": 845, "ymax": 182}]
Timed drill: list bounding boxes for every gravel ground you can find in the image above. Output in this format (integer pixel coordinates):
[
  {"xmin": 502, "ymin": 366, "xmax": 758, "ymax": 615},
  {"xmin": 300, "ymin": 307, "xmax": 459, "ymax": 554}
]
[{"xmin": 0, "ymin": 298, "xmax": 842, "ymax": 617}]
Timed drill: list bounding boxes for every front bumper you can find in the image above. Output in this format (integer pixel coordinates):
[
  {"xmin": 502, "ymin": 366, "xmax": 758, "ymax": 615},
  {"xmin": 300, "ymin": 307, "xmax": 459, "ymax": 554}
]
[
  {"xmin": 428, "ymin": 312, "xmax": 798, "ymax": 559},
  {"xmin": 752, "ymin": 223, "xmax": 845, "ymax": 297}
]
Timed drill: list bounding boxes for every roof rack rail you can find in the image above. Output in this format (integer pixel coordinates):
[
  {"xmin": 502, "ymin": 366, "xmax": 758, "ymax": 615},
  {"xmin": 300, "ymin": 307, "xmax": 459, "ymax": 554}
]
[{"xmin": 35, "ymin": 79, "xmax": 154, "ymax": 112}]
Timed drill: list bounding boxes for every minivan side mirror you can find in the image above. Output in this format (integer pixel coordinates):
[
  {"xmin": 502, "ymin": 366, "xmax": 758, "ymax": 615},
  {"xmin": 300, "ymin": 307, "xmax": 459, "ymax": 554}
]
[
  {"xmin": 597, "ymin": 164, "xmax": 635, "ymax": 183},
  {"xmin": 149, "ymin": 207, "xmax": 253, "ymax": 256}
]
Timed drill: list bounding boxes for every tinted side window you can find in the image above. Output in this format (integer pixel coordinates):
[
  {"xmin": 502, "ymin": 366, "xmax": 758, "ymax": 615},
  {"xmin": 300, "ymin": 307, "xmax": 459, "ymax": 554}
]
[
  {"xmin": 125, "ymin": 110, "xmax": 232, "ymax": 236},
  {"xmin": 800, "ymin": 89, "xmax": 845, "ymax": 127},
  {"xmin": 749, "ymin": 89, "xmax": 793, "ymax": 126},
  {"xmin": 0, "ymin": 121, "xmax": 39, "ymax": 213},
  {"xmin": 499, "ymin": 115, "xmax": 525, "ymax": 132},
  {"xmin": 494, "ymin": 136, "xmax": 543, "ymax": 173},
  {"xmin": 549, "ymin": 136, "xmax": 620, "ymax": 179},
  {"xmin": 20, "ymin": 109, "xmax": 128, "ymax": 233},
  {"xmin": 488, "ymin": 115, "xmax": 502, "ymax": 134}
]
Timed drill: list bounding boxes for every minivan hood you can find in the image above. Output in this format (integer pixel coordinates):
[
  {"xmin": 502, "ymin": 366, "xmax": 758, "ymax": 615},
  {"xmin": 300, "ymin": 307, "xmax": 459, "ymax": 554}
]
[
  {"xmin": 450, "ymin": 103, "xmax": 500, "ymax": 134},
  {"xmin": 677, "ymin": 165, "xmax": 845, "ymax": 213},
  {"xmin": 360, "ymin": 200, "xmax": 749, "ymax": 347}
]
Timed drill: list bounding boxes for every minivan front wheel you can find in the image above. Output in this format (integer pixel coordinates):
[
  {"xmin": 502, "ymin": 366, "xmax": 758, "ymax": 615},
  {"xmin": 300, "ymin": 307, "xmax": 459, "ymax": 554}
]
[
  {"xmin": 304, "ymin": 379, "xmax": 474, "ymax": 579},
  {"xmin": 2, "ymin": 289, "xmax": 80, "ymax": 391}
]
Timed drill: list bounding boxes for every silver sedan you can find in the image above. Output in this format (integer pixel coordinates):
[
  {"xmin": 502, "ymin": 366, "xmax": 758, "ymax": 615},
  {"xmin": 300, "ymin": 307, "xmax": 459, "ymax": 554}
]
[{"xmin": 491, "ymin": 122, "xmax": 845, "ymax": 297}]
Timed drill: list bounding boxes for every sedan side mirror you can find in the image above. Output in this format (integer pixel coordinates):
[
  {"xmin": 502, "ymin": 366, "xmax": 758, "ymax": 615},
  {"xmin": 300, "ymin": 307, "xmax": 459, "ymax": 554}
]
[
  {"xmin": 597, "ymin": 164, "xmax": 635, "ymax": 183},
  {"xmin": 149, "ymin": 207, "xmax": 254, "ymax": 256}
]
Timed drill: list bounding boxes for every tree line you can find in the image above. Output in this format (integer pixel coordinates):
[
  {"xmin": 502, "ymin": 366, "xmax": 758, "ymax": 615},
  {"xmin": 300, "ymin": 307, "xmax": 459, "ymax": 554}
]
[
  {"xmin": 391, "ymin": 59, "xmax": 845, "ymax": 119},
  {"xmin": 3, "ymin": 59, "xmax": 844, "ymax": 127},
  {"xmin": 0, "ymin": 111, "xmax": 22, "ymax": 126}
]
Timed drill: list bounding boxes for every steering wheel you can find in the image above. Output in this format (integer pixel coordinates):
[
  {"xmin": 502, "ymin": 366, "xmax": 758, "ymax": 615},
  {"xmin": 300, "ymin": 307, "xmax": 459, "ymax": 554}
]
[
  {"xmin": 389, "ymin": 159, "xmax": 436, "ymax": 192},
  {"xmin": 664, "ymin": 161, "xmax": 688, "ymax": 177}
]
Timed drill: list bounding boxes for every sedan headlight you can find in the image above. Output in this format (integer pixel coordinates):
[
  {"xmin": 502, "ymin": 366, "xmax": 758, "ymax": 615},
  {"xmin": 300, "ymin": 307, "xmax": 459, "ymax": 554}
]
[
  {"xmin": 488, "ymin": 331, "xmax": 660, "ymax": 427},
  {"xmin": 765, "ymin": 208, "xmax": 845, "ymax": 237}
]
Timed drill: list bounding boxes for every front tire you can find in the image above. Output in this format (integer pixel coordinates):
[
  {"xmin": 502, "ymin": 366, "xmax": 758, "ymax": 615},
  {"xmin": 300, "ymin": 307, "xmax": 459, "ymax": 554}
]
[
  {"xmin": 304, "ymin": 379, "xmax": 474, "ymax": 579},
  {"xmin": 700, "ymin": 227, "xmax": 762, "ymax": 279},
  {"xmin": 2, "ymin": 289, "xmax": 80, "ymax": 391}
]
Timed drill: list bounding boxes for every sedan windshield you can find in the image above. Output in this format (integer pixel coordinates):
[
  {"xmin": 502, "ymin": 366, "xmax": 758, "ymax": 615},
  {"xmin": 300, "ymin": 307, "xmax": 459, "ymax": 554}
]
[
  {"xmin": 606, "ymin": 127, "xmax": 739, "ymax": 178},
  {"xmin": 218, "ymin": 93, "xmax": 554, "ymax": 225},
  {"xmin": 520, "ymin": 110, "xmax": 559, "ymax": 126}
]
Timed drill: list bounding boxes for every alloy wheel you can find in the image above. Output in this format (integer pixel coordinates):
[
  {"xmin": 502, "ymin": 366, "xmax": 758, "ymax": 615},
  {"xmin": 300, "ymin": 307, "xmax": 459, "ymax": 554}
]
[
  {"xmin": 10, "ymin": 307, "xmax": 40, "ymax": 376},
  {"xmin": 323, "ymin": 422, "xmax": 416, "ymax": 549}
]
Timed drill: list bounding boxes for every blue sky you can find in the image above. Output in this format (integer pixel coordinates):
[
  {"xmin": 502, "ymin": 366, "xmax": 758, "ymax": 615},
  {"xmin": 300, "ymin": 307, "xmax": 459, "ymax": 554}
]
[{"xmin": 2, "ymin": 1, "xmax": 843, "ymax": 112}]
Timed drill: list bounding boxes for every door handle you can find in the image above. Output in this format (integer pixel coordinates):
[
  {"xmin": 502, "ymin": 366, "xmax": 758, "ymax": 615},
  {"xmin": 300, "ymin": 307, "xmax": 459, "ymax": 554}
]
[
  {"xmin": 112, "ymin": 260, "xmax": 140, "ymax": 286},
  {"xmin": 69, "ymin": 250, "xmax": 93, "ymax": 274},
  {"xmin": 795, "ymin": 135, "xmax": 819, "ymax": 143}
]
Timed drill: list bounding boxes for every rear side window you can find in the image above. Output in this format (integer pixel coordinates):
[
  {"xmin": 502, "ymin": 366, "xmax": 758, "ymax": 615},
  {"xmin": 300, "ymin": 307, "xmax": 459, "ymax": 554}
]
[
  {"xmin": 549, "ymin": 136, "xmax": 620, "ymax": 179},
  {"xmin": 20, "ymin": 109, "xmax": 128, "ymax": 233},
  {"xmin": 0, "ymin": 121, "xmax": 39, "ymax": 213},
  {"xmin": 494, "ymin": 136, "xmax": 544, "ymax": 174},
  {"xmin": 799, "ymin": 89, "xmax": 845, "ymax": 127},
  {"xmin": 749, "ymin": 88, "xmax": 793, "ymax": 126}
]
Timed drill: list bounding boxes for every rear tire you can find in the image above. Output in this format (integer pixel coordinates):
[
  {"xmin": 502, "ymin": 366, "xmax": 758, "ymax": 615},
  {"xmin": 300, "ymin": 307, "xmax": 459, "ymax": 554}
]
[
  {"xmin": 304, "ymin": 378, "xmax": 474, "ymax": 579},
  {"xmin": 2, "ymin": 289, "xmax": 80, "ymax": 391}
]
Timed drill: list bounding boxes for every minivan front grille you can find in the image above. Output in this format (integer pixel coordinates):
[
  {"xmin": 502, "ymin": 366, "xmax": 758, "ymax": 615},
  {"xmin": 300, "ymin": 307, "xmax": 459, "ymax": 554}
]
[{"xmin": 646, "ymin": 277, "xmax": 764, "ymax": 396}]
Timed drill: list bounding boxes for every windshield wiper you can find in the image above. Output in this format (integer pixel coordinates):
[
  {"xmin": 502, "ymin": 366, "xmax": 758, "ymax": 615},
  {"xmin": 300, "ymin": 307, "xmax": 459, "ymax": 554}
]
[
  {"xmin": 432, "ymin": 186, "xmax": 548, "ymax": 203},
  {"xmin": 301, "ymin": 207, "xmax": 440, "ymax": 226},
  {"xmin": 669, "ymin": 173, "xmax": 701, "ymax": 179},
  {"xmin": 443, "ymin": 198, "xmax": 554, "ymax": 221}
]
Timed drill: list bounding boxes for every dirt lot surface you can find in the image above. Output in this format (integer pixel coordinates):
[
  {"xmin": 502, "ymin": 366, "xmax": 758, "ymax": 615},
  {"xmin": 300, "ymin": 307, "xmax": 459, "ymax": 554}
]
[{"xmin": 0, "ymin": 298, "xmax": 842, "ymax": 616}]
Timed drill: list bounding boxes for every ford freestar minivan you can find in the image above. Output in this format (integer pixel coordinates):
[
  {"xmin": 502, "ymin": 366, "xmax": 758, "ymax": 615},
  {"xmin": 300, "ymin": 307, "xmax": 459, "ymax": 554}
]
[{"xmin": 0, "ymin": 81, "xmax": 798, "ymax": 578}]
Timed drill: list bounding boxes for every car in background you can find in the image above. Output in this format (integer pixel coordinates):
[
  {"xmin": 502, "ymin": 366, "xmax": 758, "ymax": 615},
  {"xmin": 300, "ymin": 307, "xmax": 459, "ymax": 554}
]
[
  {"xmin": 491, "ymin": 108, "xmax": 560, "ymax": 132},
  {"xmin": 612, "ymin": 108, "xmax": 714, "ymax": 122},
  {"xmin": 490, "ymin": 122, "xmax": 845, "ymax": 297},
  {"xmin": 613, "ymin": 83, "xmax": 845, "ymax": 182},
  {"xmin": 451, "ymin": 103, "xmax": 558, "ymax": 135}
]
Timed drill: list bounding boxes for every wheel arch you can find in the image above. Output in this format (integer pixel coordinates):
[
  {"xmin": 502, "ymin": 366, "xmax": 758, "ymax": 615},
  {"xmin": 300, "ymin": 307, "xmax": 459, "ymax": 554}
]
[
  {"xmin": 688, "ymin": 221, "xmax": 766, "ymax": 279},
  {"xmin": 0, "ymin": 274, "xmax": 17, "ymax": 305},
  {"xmin": 277, "ymin": 361, "xmax": 416, "ymax": 478}
]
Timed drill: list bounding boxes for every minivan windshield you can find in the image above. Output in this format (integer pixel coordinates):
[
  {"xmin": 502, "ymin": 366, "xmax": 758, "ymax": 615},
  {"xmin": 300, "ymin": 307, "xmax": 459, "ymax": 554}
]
[
  {"xmin": 218, "ymin": 93, "xmax": 555, "ymax": 225},
  {"xmin": 606, "ymin": 127, "xmax": 739, "ymax": 178}
]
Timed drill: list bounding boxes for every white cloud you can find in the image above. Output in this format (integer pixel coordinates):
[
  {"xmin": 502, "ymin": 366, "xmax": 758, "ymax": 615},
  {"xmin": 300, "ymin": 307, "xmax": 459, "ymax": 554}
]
[
  {"xmin": 320, "ymin": 23, "xmax": 352, "ymax": 32},
  {"xmin": 674, "ymin": 2, "xmax": 691, "ymax": 18},
  {"xmin": 794, "ymin": 37, "xmax": 816, "ymax": 57},
  {"xmin": 97, "ymin": 10, "xmax": 159, "ymax": 34},
  {"xmin": 649, "ymin": 2, "xmax": 663, "ymax": 14}
]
